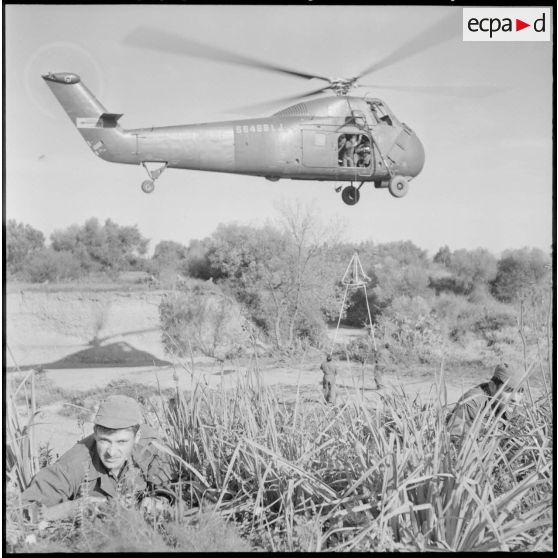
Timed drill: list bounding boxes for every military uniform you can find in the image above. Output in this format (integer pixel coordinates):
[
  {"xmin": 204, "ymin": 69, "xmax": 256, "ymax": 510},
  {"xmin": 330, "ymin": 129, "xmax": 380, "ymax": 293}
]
[
  {"xmin": 446, "ymin": 384, "xmax": 495, "ymax": 437},
  {"xmin": 447, "ymin": 364, "xmax": 521, "ymax": 438},
  {"xmin": 340, "ymin": 136, "xmax": 357, "ymax": 167},
  {"xmin": 320, "ymin": 357, "xmax": 338, "ymax": 404},
  {"xmin": 21, "ymin": 425, "xmax": 174, "ymax": 508},
  {"xmin": 372, "ymin": 345, "xmax": 389, "ymax": 389}
]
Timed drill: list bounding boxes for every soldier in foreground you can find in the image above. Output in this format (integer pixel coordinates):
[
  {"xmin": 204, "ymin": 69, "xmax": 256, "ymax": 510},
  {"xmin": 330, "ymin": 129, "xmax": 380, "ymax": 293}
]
[
  {"xmin": 320, "ymin": 354, "xmax": 338, "ymax": 404},
  {"xmin": 21, "ymin": 395, "xmax": 176, "ymax": 522},
  {"xmin": 447, "ymin": 363, "xmax": 524, "ymax": 437}
]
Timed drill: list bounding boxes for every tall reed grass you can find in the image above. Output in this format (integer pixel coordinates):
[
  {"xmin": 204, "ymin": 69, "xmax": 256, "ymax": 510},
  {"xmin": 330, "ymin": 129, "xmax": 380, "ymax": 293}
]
[
  {"xmin": 6, "ymin": 357, "xmax": 553, "ymax": 552},
  {"xmin": 150, "ymin": 358, "xmax": 553, "ymax": 551},
  {"xmin": 6, "ymin": 370, "xmax": 40, "ymax": 493}
]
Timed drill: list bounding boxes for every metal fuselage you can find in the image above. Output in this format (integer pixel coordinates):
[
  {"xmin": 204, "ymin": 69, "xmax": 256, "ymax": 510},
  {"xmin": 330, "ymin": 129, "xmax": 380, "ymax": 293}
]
[{"xmin": 42, "ymin": 72, "xmax": 425, "ymax": 184}]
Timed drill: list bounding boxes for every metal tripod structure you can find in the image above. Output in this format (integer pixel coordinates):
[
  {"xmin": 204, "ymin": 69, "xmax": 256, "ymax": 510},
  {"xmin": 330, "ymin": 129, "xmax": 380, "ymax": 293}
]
[{"xmin": 330, "ymin": 251, "xmax": 377, "ymax": 356}]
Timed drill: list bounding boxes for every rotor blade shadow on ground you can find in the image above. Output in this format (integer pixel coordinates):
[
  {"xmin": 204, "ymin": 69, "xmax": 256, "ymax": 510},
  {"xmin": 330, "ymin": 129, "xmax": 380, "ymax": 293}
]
[{"xmin": 8, "ymin": 341, "xmax": 171, "ymax": 371}]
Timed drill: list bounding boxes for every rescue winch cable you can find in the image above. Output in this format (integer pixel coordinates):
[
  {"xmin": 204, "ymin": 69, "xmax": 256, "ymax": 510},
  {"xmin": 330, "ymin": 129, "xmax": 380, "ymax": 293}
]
[{"xmin": 329, "ymin": 251, "xmax": 376, "ymax": 357}]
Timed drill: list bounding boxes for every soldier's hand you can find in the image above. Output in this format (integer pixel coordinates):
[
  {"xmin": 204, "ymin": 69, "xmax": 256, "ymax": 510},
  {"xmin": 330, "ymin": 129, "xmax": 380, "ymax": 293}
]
[
  {"xmin": 81, "ymin": 496, "xmax": 108, "ymax": 510},
  {"xmin": 140, "ymin": 495, "xmax": 171, "ymax": 516},
  {"xmin": 41, "ymin": 501, "xmax": 78, "ymax": 522}
]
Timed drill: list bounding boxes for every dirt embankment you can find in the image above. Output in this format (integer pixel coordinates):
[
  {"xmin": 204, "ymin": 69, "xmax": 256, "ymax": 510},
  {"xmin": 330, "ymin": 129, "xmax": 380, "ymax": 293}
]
[{"xmin": 6, "ymin": 288, "xmax": 169, "ymax": 369}]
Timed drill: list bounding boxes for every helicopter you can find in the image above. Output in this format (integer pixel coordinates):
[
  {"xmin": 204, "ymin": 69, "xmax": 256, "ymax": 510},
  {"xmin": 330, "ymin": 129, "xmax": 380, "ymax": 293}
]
[{"xmin": 42, "ymin": 14, "xmax": 487, "ymax": 206}]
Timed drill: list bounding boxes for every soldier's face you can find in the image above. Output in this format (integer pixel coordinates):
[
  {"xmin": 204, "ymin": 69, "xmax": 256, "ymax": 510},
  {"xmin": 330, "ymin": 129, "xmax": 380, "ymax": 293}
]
[
  {"xmin": 495, "ymin": 385, "xmax": 524, "ymax": 413},
  {"xmin": 95, "ymin": 428, "xmax": 140, "ymax": 474}
]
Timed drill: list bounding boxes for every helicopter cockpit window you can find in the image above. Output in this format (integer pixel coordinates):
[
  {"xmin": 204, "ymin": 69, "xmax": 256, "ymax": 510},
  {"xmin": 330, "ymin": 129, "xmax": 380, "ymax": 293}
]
[
  {"xmin": 338, "ymin": 134, "xmax": 372, "ymax": 168},
  {"xmin": 352, "ymin": 110, "xmax": 367, "ymax": 128},
  {"xmin": 367, "ymin": 101, "xmax": 393, "ymax": 126}
]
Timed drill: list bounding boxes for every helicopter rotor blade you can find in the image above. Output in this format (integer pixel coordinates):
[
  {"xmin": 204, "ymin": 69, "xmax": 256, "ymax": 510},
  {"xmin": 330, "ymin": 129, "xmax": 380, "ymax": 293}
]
[
  {"xmin": 356, "ymin": 11, "xmax": 461, "ymax": 80},
  {"xmin": 124, "ymin": 26, "xmax": 332, "ymax": 83},
  {"xmin": 228, "ymin": 85, "xmax": 333, "ymax": 114},
  {"xmin": 357, "ymin": 83, "xmax": 505, "ymax": 98}
]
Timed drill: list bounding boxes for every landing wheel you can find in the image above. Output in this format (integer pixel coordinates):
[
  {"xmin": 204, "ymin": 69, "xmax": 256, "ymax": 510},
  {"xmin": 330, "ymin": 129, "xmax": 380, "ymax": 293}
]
[
  {"xmin": 388, "ymin": 175, "xmax": 409, "ymax": 198},
  {"xmin": 341, "ymin": 185, "xmax": 360, "ymax": 206},
  {"xmin": 141, "ymin": 180, "xmax": 155, "ymax": 194},
  {"xmin": 140, "ymin": 162, "xmax": 167, "ymax": 194}
]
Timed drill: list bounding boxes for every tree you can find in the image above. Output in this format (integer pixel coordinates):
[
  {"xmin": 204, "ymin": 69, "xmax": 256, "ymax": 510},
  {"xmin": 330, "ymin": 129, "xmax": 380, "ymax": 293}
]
[
  {"xmin": 449, "ymin": 248, "xmax": 497, "ymax": 294},
  {"xmin": 433, "ymin": 245, "xmax": 452, "ymax": 267},
  {"xmin": 6, "ymin": 220, "xmax": 45, "ymax": 276},
  {"xmin": 50, "ymin": 218, "xmax": 148, "ymax": 272},
  {"xmin": 275, "ymin": 200, "xmax": 344, "ymax": 347},
  {"xmin": 206, "ymin": 203, "xmax": 344, "ymax": 349},
  {"xmin": 430, "ymin": 247, "xmax": 498, "ymax": 296},
  {"xmin": 103, "ymin": 218, "xmax": 149, "ymax": 270},
  {"xmin": 185, "ymin": 238, "xmax": 213, "ymax": 280},
  {"xmin": 206, "ymin": 223, "xmax": 289, "ymax": 346},
  {"xmin": 491, "ymin": 248, "xmax": 550, "ymax": 304},
  {"xmin": 372, "ymin": 241, "xmax": 431, "ymax": 303},
  {"xmin": 379, "ymin": 295, "xmax": 443, "ymax": 361},
  {"xmin": 342, "ymin": 281, "xmax": 383, "ymax": 328},
  {"xmin": 159, "ymin": 282, "xmax": 249, "ymax": 359},
  {"xmin": 153, "ymin": 240, "xmax": 187, "ymax": 264},
  {"xmin": 151, "ymin": 240, "xmax": 188, "ymax": 278},
  {"xmin": 24, "ymin": 249, "xmax": 82, "ymax": 283}
]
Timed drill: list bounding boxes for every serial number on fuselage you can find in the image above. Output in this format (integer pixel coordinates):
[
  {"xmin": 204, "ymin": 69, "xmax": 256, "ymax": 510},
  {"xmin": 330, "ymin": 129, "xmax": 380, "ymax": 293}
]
[{"xmin": 235, "ymin": 123, "xmax": 286, "ymax": 134}]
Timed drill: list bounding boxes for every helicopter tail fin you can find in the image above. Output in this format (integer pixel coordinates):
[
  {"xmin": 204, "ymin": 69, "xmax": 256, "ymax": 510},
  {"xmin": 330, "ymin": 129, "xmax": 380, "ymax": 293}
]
[
  {"xmin": 41, "ymin": 72, "xmax": 133, "ymax": 162},
  {"xmin": 41, "ymin": 72, "xmax": 115, "ymax": 123}
]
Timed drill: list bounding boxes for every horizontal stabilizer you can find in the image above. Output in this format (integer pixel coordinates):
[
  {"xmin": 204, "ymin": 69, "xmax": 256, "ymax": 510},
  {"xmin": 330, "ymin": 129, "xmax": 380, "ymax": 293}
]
[
  {"xmin": 76, "ymin": 113, "xmax": 123, "ymax": 129},
  {"xmin": 99, "ymin": 113, "xmax": 123, "ymax": 128}
]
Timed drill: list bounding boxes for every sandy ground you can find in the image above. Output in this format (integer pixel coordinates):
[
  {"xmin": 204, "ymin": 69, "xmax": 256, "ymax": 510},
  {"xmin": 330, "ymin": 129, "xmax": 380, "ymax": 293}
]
[{"xmin": 6, "ymin": 287, "xmax": 542, "ymax": 458}]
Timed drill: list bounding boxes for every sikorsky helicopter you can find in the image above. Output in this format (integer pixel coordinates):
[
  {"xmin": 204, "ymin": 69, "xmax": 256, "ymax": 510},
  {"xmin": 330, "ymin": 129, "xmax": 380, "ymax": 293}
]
[{"xmin": 42, "ymin": 15, "xmax": 487, "ymax": 205}]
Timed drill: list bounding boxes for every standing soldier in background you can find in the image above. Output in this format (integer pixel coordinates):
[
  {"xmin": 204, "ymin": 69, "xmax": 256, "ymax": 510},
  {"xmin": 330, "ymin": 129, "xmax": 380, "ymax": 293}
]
[
  {"xmin": 372, "ymin": 342, "xmax": 390, "ymax": 390},
  {"xmin": 320, "ymin": 354, "xmax": 338, "ymax": 404}
]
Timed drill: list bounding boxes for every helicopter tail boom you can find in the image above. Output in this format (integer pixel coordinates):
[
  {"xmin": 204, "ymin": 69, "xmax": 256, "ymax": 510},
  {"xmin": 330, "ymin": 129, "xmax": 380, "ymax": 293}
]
[{"xmin": 41, "ymin": 72, "xmax": 237, "ymax": 172}]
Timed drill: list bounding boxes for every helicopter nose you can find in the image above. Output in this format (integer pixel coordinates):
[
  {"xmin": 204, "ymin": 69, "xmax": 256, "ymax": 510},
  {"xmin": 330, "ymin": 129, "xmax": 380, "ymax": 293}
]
[{"xmin": 405, "ymin": 133, "xmax": 425, "ymax": 178}]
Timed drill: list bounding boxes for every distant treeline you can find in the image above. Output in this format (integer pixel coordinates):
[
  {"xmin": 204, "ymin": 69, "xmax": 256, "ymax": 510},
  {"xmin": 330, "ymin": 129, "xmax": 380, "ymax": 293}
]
[{"xmin": 6, "ymin": 212, "xmax": 551, "ymax": 357}]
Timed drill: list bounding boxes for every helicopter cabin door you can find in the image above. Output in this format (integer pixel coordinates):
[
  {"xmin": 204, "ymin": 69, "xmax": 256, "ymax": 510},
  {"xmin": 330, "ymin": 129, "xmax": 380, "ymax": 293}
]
[
  {"xmin": 301, "ymin": 130, "xmax": 337, "ymax": 168},
  {"xmin": 301, "ymin": 130, "xmax": 374, "ymax": 177},
  {"xmin": 335, "ymin": 132, "xmax": 374, "ymax": 179}
]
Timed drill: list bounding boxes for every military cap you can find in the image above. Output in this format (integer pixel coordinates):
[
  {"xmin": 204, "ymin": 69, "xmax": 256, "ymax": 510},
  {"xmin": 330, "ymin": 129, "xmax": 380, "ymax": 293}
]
[
  {"xmin": 94, "ymin": 395, "xmax": 143, "ymax": 429},
  {"xmin": 491, "ymin": 363, "xmax": 522, "ymax": 390}
]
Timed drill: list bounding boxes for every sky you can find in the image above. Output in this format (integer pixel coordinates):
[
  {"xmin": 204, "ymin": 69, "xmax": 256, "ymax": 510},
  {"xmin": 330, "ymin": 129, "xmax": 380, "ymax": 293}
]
[{"xmin": 5, "ymin": 4, "xmax": 554, "ymax": 257}]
